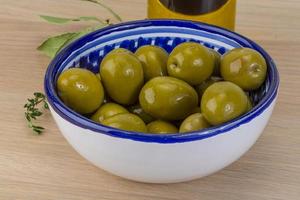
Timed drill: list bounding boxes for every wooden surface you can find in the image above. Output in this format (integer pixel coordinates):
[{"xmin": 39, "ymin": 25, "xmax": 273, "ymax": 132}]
[{"xmin": 0, "ymin": 0, "xmax": 299, "ymax": 199}]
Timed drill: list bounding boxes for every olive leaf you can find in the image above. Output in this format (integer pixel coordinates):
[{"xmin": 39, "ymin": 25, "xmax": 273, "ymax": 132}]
[
  {"xmin": 40, "ymin": 15, "xmax": 73, "ymax": 24},
  {"xmin": 37, "ymin": 0, "xmax": 119, "ymax": 58},
  {"xmin": 37, "ymin": 17, "xmax": 109, "ymax": 58},
  {"xmin": 55, "ymin": 24, "xmax": 108, "ymax": 54},
  {"xmin": 40, "ymin": 15, "xmax": 104, "ymax": 24},
  {"xmin": 66, "ymin": 23, "xmax": 108, "ymax": 42},
  {"xmin": 26, "ymin": 0, "xmax": 122, "ymax": 135},
  {"xmin": 37, "ymin": 23, "xmax": 109, "ymax": 58},
  {"xmin": 81, "ymin": 0, "xmax": 122, "ymax": 22},
  {"xmin": 37, "ymin": 32, "xmax": 78, "ymax": 58},
  {"xmin": 77, "ymin": 16, "xmax": 103, "ymax": 23}
]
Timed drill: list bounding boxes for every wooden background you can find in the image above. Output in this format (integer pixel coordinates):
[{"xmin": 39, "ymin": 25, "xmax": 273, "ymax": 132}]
[{"xmin": 0, "ymin": 0, "xmax": 299, "ymax": 199}]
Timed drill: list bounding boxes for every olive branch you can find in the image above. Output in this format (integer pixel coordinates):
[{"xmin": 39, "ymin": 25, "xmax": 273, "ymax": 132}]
[{"xmin": 24, "ymin": 0, "xmax": 121, "ymax": 134}]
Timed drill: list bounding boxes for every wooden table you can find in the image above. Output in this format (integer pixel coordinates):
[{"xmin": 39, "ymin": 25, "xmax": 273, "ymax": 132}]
[{"xmin": 0, "ymin": 0, "xmax": 299, "ymax": 199}]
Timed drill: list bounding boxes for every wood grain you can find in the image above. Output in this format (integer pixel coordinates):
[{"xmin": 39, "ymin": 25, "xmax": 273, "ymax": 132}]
[{"xmin": 0, "ymin": 0, "xmax": 299, "ymax": 199}]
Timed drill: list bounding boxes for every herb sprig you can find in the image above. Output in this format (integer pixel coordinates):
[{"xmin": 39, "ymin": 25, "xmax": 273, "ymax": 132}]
[
  {"xmin": 25, "ymin": 0, "xmax": 121, "ymax": 134},
  {"xmin": 81, "ymin": 0, "xmax": 122, "ymax": 22},
  {"xmin": 37, "ymin": 0, "xmax": 122, "ymax": 58},
  {"xmin": 24, "ymin": 93, "xmax": 49, "ymax": 134}
]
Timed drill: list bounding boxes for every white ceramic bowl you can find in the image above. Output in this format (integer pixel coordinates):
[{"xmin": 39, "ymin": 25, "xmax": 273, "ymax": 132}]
[{"xmin": 44, "ymin": 20, "xmax": 279, "ymax": 183}]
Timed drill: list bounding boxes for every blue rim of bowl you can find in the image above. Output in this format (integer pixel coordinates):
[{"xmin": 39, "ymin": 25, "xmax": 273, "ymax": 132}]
[{"xmin": 45, "ymin": 19, "xmax": 279, "ymax": 144}]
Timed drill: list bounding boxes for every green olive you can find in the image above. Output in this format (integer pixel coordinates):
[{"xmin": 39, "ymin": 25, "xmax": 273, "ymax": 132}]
[
  {"xmin": 172, "ymin": 120, "xmax": 183, "ymax": 128},
  {"xmin": 91, "ymin": 103, "xmax": 128, "ymax": 123},
  {"xmin": 201, "ymin": 81, "xmax": 248, "ymax": 125},
  {"xmin": 135, "ymin": 45, "xmax": 168, "ymax": 81},
  {"xmin": 57, "ymin": 68, "xmax": 104, "ymax": 114},
  {"xmin": 109, "ymin": 48, "xmax": 133, "ymax": 55},
  {"xmin": 246, "ymin": 93, "xmax": 253, "ymax": 112},
  {"xmin": 179, "ymin": 113, "xmax": 210, "ymax": 133},
  {"xmin": 128, "ymin": 104, "xmax": 155, "ymax": 124},
  {"xmin": 192, "ymin": 107, "xmax": 202, "ymax": 114},
  {"xmin": 101, "ymin": 113, "xmax": 147, "ymax": 132},
  {"xmin": 100, "ymin": 50, "xmax": 144, "ymax": 105},
  {"xmin": 167, "ymin": 42, "xmax": 214, "ymax": 85},
  {"xmin": 221, "ymin": 48, "xmax": 267, "ymax": 90},
  {"xmin": 95, "ymin": 73, "xmax": 112, "ymax": 103},
  {"xmin": 139, "ymin": 76, "xmax": 198, "ymax": 120},
  {"xmin": 210, "ymin": 49, "xmax": 221, "ymax": 76},
  {"xmin": 96, "ymin": 73, "xmax": 101, "ymax": 80},
  {"xmin": 103, "ymin": 94, "xmax": 111, "ymax": 104},
  {"xmin": 147, "ymin": 120, "xmax": 178, "ymax": 134},
  {"xmin": 195, "ymin": 76, "xmax": 222, "ymax": 99}
]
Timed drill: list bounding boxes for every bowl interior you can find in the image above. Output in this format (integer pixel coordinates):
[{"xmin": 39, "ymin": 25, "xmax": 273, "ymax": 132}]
[{"xmin": 45, "ymin": 20, "xmax": 278, "ymax": 143}]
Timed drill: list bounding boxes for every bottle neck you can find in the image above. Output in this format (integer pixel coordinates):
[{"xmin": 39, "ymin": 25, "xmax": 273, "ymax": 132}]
[{"xmin": 159, "ymin": 0, "xmax": 228, "ymax": 15}]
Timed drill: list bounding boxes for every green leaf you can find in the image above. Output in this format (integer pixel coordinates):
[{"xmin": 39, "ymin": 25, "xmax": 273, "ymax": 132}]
[
  {"xmin": 32, "ymin": 125, "xmax": 45, "ymax": 134},
  {"xmin": 34, "ymin": 92, "xmax": 45, "ymax": 98},
  {"xmin": 40, "ymin": 15, "xmax": 73, "ymax": 24},
  {"xmin": 28, "ymin": 99, "xmax": 34, "ymax": 104},
  {"xmin": 24, "ymin": 92, "xmax": 49, "ymax": 135},
  {"xmin": 81, "ymin": 0, "xmax": 122, "ymax": 22},
  {"xmin": 54, "ymin": 33, "xmax": 82, "ymax": 54},
  {"xmin": 33, "ymin": 128, "xmax": 43, "ymax": 134},
  {"xmin": 55, "ymin": 23, "xmax": 109, "ymax": 54},
  {"xmin": 44, "ymin": 102, "xmax": 49, "ymax": 110},
  {"xmin": 32, "ymin": 125, "xmax": 45, "ymax": 130},
  {"xmin": 37, "ymin": 32, "xmax": 78, "ymax": 58},
  {"xmin": 32, "ymin": 111, "xmax": 43, "ymax": 116},
  {"xmin": 25, "ymin": 113, "xmax": 31, "ymax": 122},
  {"xmin": 40, "ymin": 15, "xmax": 104, "ymax": 24},
  {"xmin": 37, "ymin": 25, "xmax": 108, "ymax": 58},
  {"xmin": 78, "ymin": 16, "xmax": 103, "ymax": 23}
]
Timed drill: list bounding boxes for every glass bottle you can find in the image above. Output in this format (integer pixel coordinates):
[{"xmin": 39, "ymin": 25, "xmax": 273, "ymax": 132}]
[
  {"xmin": 148, "ymin": 0, "xmax": 236, "ymax": 30},
  {"xmin": 159, "ymin": 0, "xmax": 228, "ymax": 15}
]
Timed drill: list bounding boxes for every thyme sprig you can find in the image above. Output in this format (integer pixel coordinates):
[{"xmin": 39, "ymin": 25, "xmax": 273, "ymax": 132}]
[
  {"xmin": 24, "ymin": 92, "xmax": 49, "ymax": 134},
  {"xmin": 25, "ymin": 0, "xmax": 121, "ymax": 134}
]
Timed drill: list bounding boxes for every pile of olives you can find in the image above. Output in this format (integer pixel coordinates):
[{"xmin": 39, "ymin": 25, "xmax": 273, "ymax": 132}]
[{"xmin": 57, "ymin": 42, "xmax": 267, "ymax": 134}]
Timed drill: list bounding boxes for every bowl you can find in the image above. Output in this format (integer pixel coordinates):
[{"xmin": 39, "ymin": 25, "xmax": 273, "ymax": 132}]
[{"xmin": 44, "ymin": 19, "xmax": 279, "ymax": 183}]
